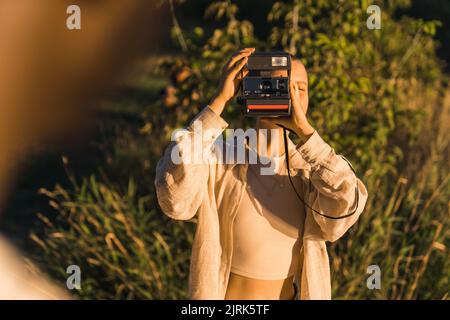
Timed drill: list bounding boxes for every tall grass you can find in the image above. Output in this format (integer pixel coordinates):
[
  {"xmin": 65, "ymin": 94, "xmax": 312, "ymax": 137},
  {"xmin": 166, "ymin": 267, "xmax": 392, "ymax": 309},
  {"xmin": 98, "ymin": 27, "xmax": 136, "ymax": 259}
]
[
  {"xmin": 330, "ymin": 89, "xmax": 450, "ymax": 299},
  {"xmin": 32, "ymin": 175, "xmax": 194, "ymax": 299}
]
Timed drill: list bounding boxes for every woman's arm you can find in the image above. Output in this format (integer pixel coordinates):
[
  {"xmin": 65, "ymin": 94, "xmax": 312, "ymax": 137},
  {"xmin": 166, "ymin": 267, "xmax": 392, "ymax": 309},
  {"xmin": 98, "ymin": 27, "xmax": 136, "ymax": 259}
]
[
  {"xmin": 270, "ymin": 64, "xmax": 368, "ymax": 241},
  {"xmin": 294, "ymin": 131, "xmax": 368, "ymax": 242},
  {"xmin": 155, "ymin": 106, "xmax": 228, "ymax": 221},
  {"xmin": 155, "ymin": 48, "xmax": 255, "ymax": 221}
]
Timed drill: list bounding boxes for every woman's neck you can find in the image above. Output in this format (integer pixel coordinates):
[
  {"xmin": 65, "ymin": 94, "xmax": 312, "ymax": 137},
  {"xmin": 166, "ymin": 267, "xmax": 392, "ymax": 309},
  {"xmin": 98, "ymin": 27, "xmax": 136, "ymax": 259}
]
[{"xmin": 255, "ymin": 118, "xmax": 285, "ymax": 158}]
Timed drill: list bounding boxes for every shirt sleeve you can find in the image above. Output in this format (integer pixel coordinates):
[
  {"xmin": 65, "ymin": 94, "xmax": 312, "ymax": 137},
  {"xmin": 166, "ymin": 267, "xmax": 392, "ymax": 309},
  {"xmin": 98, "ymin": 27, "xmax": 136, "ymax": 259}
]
[
  {"xmin": 296, "ymin": 131, "xmax": 368, "ymax": 242},
  {"xmin": 154, "ymin": 106, "xmax": 228, "ymax": 221}
]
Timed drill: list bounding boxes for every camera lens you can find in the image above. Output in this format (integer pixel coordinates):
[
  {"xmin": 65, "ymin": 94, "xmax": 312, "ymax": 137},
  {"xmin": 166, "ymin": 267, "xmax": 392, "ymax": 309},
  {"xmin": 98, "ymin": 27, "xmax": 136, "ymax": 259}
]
[{"xmin": 260, "ymin": 80, "xmax": 272, "ymax": 91}]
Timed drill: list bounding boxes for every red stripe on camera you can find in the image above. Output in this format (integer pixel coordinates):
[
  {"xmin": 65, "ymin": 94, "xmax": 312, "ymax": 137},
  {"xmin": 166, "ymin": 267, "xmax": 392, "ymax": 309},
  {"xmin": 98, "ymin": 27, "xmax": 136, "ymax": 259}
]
[{"xmin": 248, "ymin": 105, "xmax": 289, "ymax": 110}]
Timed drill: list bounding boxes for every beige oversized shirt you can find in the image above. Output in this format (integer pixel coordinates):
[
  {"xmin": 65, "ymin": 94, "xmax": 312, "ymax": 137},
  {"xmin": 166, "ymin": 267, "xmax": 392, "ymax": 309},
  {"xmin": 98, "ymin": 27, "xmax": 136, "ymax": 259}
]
[{"xmin": 155, "ymin": 106, "xmax": 368, "ymax": 299}]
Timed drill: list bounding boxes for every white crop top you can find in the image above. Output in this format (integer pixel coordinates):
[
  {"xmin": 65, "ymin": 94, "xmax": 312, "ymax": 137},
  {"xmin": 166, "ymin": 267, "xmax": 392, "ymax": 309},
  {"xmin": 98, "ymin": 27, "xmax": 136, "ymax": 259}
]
[{"xmin": 231, "ymin": 155, "xmax": 305, "ymax": 280}]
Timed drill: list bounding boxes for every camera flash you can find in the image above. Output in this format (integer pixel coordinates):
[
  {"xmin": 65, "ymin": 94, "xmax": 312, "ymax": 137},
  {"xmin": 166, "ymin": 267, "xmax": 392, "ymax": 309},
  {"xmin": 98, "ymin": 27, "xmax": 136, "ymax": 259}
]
[{"xmin": 272, "ymin": 56, "xmax": 287, "ymax": 67}]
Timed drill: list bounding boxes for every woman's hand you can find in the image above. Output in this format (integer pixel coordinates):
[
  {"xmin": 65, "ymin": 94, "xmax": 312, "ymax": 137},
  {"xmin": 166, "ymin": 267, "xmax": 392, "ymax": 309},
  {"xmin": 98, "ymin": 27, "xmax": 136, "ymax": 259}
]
[
  {"xmin": 258, "ymin": 77, "xmax": 313, "ymax": 145},
  {"xmin": 209, "ymin": 48, "xmax": 255, "ymax": 115},
  {"xmin": 274, "ymin": 81, "xmax": 314, "ymax": 141}
]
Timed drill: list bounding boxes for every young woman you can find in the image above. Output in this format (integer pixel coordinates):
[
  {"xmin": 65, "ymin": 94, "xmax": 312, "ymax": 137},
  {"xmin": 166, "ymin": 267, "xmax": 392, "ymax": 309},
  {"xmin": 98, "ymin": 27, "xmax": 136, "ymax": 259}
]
[{"xmin": 155, "ymin": 48, "xmax": 368, "ymax": 300}]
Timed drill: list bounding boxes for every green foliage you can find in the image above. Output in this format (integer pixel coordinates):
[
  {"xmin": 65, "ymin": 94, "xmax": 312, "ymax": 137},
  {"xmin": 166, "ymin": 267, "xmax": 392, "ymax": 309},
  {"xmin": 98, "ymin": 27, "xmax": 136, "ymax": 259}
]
[{"xmin": 157, "ymin": 0, "xmax": 259, "ymax": 129}]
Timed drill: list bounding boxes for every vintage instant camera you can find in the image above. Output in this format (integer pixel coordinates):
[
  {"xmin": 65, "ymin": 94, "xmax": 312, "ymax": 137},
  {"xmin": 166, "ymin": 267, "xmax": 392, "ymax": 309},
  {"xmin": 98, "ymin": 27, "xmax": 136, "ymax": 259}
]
[{"xmin": 238, "ymin": 51, "xmax": 291, "ymax": 117}]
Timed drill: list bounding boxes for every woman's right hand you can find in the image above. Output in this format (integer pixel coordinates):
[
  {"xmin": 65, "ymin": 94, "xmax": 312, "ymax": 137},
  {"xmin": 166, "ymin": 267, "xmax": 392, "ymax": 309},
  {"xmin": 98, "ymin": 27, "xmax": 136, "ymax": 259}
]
[{"xmin": 209, "ymin": 48, "xmax": 255, "ymax": 115}]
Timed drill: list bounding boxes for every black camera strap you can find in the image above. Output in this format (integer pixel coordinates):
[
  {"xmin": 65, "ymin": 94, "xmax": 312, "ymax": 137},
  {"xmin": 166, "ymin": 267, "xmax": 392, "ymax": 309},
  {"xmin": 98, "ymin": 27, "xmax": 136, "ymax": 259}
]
[{"xmin": 280, "ymin": 126, "xmax": 359, "ymax": 220}]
